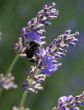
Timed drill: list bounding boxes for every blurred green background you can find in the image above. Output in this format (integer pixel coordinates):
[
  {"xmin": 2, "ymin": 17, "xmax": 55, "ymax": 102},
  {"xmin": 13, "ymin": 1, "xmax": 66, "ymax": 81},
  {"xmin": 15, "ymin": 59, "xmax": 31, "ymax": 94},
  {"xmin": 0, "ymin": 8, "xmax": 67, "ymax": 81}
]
[{"xmin": 0, "ymin": 0, "xmax": 84, "ymax": 110}]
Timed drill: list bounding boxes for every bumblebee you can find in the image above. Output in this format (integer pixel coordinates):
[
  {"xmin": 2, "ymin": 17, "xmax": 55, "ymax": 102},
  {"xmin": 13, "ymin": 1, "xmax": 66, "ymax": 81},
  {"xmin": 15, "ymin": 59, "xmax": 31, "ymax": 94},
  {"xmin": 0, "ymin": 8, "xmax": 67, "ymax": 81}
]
[{"xmin": 25, "ymin": 41, "xmax": 39, "ymax": 62}]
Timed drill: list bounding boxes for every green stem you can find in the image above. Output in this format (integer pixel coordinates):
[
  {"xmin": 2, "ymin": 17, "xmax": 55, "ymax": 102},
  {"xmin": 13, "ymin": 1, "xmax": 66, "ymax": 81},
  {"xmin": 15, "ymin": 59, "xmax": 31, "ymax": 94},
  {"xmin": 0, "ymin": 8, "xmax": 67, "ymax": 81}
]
[
  {"xmin": 19, "ymin": 91, "xmax": 28, "ymax": 109},
  {"xmin": 19, "ymin": 67, "xmax": 38, "ymax": 109},
  {"xmin": 0, "ymin": 54, "xmax": 19, "ymax": 95},
  {"xmin": 5, "ymin": 54, "xmax": 19, "ymax": 77}
]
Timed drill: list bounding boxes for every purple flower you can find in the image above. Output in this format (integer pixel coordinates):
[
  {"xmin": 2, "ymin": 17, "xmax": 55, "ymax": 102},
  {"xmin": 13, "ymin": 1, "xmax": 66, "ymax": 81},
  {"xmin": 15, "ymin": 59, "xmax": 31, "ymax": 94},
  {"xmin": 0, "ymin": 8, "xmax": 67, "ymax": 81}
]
[
  {"xmin": 36, "ymin": 47, "xmax": 61, "ymax": 76},
  {"xmin": 42, "ymin": 54, "xmax": 60, "ymax": 76},
  {"xmin": 46, "ymin": 30, "xmax": 79, "ymax": 60},
  {"xmin": 15, "ymin": 3, "xmax": 58, "ymax": 56},
  {"xmin": 35, "ymin": 30, "xmax": 79, "ymax": 76},
  {"xmin": 21, "ymin": 2, "xmax": 58, "ymax": 44},
  {"xmin": 52, "ymin": 91, "xmax": 84, "ymax": 110},
  {"xmin": 22, "ymin": 66, "xmax": 46, "ymax": 94},
  {"xmin": 26, "ymin": 2, "xmax": 58, "ymax": 32},
  {"xmin": 23, "ymin": 30, "xmax": 46, "ymax": 45}
]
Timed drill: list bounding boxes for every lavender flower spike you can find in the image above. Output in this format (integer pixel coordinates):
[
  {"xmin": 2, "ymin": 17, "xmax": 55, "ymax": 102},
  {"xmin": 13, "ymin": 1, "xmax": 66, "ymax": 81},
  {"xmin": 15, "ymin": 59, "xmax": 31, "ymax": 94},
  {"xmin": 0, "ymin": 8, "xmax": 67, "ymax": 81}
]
[
  {"xmin": 23, "ymin": 2, "xmax": 58, "ymax": 43},
  {"xmin": 36, "ymin": 30, "xmax": 79, "ymax": 76},
  {"xmin": 46, "ymin": 30, "xmax": 79, "ymax": 60},
  {"xmin": 0, "ymin": 73, "xmax": 17, "ymax": 90},
  {"xmin": 22, "ymin": 66, "xmax": 47, "ymax": 94},
  {"xmin": 15, "ymin": 3, "xmax": 58, "ymax": 57},
  {"xmin": 52, "ymin": 91, "xmax": 84, "ymax": 110}
]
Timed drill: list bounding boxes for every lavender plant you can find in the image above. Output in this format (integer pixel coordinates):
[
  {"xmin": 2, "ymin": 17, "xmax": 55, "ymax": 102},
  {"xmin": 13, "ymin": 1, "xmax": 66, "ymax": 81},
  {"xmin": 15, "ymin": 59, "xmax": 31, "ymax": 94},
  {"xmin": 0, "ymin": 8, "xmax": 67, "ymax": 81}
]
[
  {"xmin": 0, "ymin": 73, "xmax": 17, "ymax": 90},
  {"xmin": 52, "ymin": 91, "xmax": 84, "ymax": 110},
  {"xmin": 0, "ymin": 2, "xmax": 83, "ymax": 110}
]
